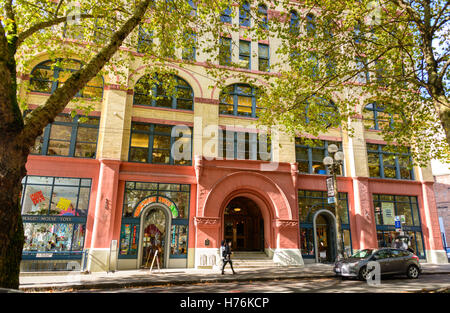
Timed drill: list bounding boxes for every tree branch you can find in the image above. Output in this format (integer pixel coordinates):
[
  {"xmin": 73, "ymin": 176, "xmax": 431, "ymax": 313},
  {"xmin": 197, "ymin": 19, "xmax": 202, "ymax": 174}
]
[{"xmin": 19, "ymin": 0, "xmax": 153, "ymax": 146}]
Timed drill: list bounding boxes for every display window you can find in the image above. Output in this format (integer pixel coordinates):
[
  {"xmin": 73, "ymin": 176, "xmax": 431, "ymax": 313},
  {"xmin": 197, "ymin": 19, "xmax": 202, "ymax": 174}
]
[
  {"xmin": 373, "ymin": 194, "xmax": 425, "ymax": 258},
  {"xmin": 119, "ymin": 181, "xmax": 190, "ymax": 260},
  {"xmin": 21, "ymin": 176, "xmax": 91, "ymax": 259}
]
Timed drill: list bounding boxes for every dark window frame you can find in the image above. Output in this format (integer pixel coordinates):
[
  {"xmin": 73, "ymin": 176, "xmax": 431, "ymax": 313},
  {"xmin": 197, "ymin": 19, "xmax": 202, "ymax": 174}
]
[
  {"xmin": 258, "ymin": 43, "xmax": 270, "ymax": 72},
  {"xmin": 367, "ymin": 144, "xmax": 414, "ymax": 180},
  {"xmin": 219, "ymin": 84, "xmax": 261, "ymax": 118},
  {"xmin": 295, "ymin": 138, "xmax": 344, "ymax": 175}
]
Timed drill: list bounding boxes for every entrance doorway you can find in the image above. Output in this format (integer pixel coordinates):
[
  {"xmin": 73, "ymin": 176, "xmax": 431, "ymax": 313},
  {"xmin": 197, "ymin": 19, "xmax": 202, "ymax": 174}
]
[
  {"xmin": 223, "ymin": 197, "xmax": 264, "ymax": 251},
  {"xmin": 140, "ymin": 207, "xmax": 169, "ymax": 268},
  {"xmin": 314, "ymin": 212, "xmax": 336, "ymax": 263}
]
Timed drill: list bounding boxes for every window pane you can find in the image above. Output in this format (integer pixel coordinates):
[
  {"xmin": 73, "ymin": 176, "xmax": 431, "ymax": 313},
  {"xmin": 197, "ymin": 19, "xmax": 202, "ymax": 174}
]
[
  {"xmin": 131, "ymin": 133, "xmax": 149, "ymax": 148},
  {"xmin": 129, "ymin": 147, "xmax": 148, "ymax": 162},
  {"xmin": 152, "ymin": 149, "xmax": 170, "ymax": 164},
  {"xmin": 47, "ymin": 140, "xmax": 70, "ymax": 156},
  {"xmin": 23, "ymin": 223, "xmax": 74, "ymax": 252},
  {"xmin": 153, "ymin": 135, "xmax": 171, "ymax": 149},
  {"xmin": 72, "ymin": 224, "xmax": 86, "ymax": 251},
  {"xmin": 22, "ymin": 185, "xmax": 52, "ymax": 215},
  {"xmin": 396, "ymin": 202, "xmax": 413, "ymax": 225},
  {"xmin": 171, "ymin": 225, "xmax": 187, "ymax": 256},
  {"xmin": 75, "ymin": 143, "xmax": 97, "ymax": 158},
  {"xmin": 300, "ymin": 228, "xmax": 314, "ymax": 256},
  {"xmin": 50, "ymin": 186, "xmax": 79, "ymax": 216}
]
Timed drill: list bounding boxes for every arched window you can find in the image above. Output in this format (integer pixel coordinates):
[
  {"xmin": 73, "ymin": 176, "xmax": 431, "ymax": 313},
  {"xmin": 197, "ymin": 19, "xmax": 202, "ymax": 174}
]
[
  {"xmin": 219, "ymin": 84, "xmax": 260, "ymax": 117},
  {"xmin": 363, "ymin": 102, "xmax": 393, "ymax": 130},
  {"xmin": 30, "ymin": 59, "xmax": 103, "ymax": 99},
  {"xmin": 240, "ymin": 2, "xmax": 251, "ymax": 27},
  {"xmin": 306, "ymin": 13, "xmax": 316, "ymax": 37},
  {"xmin": 290, "ymin": 10, "xmax": 300, "ymax": 34},
  {"xmin": 133, "ymin": 74, "xmax": 194, "ymax": 110},
  {"xmin": 258, "ymin": 4, "xmax": 268, "ymax": 30}
]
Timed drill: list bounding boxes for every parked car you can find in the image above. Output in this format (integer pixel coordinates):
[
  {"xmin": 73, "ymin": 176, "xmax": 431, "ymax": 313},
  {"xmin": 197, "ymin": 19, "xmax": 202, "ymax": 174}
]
[{"xmin": 333, "ymin": 248, "xmax": 421, "ymax": 280}]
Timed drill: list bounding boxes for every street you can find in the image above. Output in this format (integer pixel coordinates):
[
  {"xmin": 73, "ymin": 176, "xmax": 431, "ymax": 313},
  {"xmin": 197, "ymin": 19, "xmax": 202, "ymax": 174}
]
[{"xmin": 76, "ymin": 273, "xmax": 450, "ymax": 293}]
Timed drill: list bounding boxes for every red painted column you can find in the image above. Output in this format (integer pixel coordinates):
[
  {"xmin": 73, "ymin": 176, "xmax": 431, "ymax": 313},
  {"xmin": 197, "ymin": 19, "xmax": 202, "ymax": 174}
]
[
  {"xmin": 420, "ymin": 181, "xmax": 444, "ymax": 251},
  {"xmin": 350, "ymin": 177, "xmax": 377, "ymax": 249},
  {"xmin": 90, "ymin": 159, "xmax": 121, "ymax": 249}
]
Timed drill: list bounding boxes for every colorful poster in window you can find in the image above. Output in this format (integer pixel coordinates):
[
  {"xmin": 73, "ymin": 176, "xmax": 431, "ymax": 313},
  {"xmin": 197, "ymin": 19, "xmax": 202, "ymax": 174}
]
[
  {"xmin": 30, "ymin": 190, "xmax": 45, "ymax": 205},
  {"xmin": 56, "ymin": 198, "xmax": 76, "ymax": 216},
  {"xmin": 382, "ymin": 202, "xmax": 395, "ymax": 225},
  {"xmin": 120, "ymin": 224, "xmax": 131, "ymax": 255}
]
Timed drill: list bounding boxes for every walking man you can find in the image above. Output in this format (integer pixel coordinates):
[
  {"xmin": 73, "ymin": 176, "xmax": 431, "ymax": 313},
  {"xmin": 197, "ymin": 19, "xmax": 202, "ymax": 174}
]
[{"xmin": 221, "ymin": 240, "xmax": 236, "ymax": 275}]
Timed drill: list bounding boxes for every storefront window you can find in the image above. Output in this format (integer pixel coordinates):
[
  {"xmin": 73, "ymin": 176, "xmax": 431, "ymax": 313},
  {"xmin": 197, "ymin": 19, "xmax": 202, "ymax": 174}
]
[
  {"xmin": 298, "ymin": 190, "xmax": 352, "ymax": 259},
  {"xmin": 373, "ymin": 194, "xmax": 425, "ymax": 258},
  {"xmin": 120, "ymin": 181, "xmax": 190, "ymax": 259},
  {"xmin": 21, "ymin": 176, "xmax": 91, "ymax": 259}
]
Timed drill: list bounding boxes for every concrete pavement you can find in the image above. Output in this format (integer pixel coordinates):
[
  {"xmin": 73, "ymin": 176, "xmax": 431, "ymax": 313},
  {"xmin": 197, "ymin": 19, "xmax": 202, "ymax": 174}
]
[{"xmin": 17, "ymin": 262, "xmax": 450, "ymax": 292}]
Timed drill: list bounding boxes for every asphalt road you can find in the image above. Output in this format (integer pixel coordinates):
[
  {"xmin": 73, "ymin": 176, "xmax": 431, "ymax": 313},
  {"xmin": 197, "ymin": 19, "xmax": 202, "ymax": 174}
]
[{"xmin": 79, "ymin": 273, "xmax": 450, "ymax": 293}]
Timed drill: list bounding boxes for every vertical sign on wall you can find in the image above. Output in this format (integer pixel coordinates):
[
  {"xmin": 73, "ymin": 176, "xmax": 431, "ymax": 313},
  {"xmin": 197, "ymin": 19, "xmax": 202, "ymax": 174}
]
[{"xmin": 326, "ymin": 176, "xmax": 335, "ymax": 204}]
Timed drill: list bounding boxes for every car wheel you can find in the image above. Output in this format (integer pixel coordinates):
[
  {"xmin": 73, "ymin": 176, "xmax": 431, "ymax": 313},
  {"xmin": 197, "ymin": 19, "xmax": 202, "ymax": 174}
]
[
  {"xmin": 406, "ymin": 265, "xmax": 420, "ymax": 279},
  {"xmin": 358, "ymin": 266, "xmax": 370, "ymax": 281}
]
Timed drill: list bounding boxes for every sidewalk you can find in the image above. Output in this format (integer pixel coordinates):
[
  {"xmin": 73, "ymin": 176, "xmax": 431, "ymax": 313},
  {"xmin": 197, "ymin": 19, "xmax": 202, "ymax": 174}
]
[{"xmin": 18, "ymin": 262, "xmax": 450, "ymax": 292}]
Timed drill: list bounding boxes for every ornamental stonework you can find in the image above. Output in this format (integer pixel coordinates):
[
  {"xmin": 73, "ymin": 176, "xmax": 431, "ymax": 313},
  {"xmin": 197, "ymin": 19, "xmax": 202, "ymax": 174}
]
[{"xmin": 273, "ymin": 219, "xmax": 299, "ymax": 229}]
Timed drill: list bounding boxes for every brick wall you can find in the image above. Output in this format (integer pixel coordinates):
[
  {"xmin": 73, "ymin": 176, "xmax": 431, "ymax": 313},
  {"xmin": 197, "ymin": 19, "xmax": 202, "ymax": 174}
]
[{"xmin": 434, "ymin": 174, "xmax": 450, "ymax": 247}]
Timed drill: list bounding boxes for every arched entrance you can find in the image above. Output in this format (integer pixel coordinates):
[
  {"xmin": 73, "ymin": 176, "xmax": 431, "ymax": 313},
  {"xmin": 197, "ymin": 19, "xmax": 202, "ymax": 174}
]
[
  {"xmin": 313, "ymin": 210, "xmax": 337, "ymax": 263},
  {"xmin": 138, "ymin": 204, "xmax": 172, "ymax": 268},
  {"xmin": 223, "ymin": 197, "xmax": 264, "ymax": 251}
]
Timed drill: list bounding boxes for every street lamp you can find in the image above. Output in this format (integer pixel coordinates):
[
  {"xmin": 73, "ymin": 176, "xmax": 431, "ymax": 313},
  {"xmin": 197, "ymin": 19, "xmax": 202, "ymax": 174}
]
[{"xmin": 323, "ymin": 144, "xmax": 344, "ymax": 262}]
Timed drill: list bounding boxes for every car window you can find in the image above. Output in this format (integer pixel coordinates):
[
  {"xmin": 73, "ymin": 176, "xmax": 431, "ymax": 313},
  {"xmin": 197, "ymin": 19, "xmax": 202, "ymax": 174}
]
[
  {"xmin": 391, "ymin": 249, "xmax": 403, "ymax": 258},
  {"xmin": 375, "ymin": 250, "xmax": 392, "ymax": 259}
]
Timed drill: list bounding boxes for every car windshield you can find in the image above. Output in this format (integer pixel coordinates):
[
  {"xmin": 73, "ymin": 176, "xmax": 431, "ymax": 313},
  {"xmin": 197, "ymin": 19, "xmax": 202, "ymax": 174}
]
[{"xmin": 349, "ymin": 249, "xmax": 374, "ymax": 258}]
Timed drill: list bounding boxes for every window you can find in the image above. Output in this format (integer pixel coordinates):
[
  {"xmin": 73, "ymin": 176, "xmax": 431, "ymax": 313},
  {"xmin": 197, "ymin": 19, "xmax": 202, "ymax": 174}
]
[
  {"xmin": 290, "ymin": 10, "xmax": 300, "ymax": 35},
  {"xmin": 30, "ymin": 114, "xmax": 99, "ymax": 158},
  {"xmin": 30, "ymin": 59, "xmax": 103, "ymax": 99},
  {"xmin": 133, "ymin": 74, "xmax": 193, "ymax": 110},
  {"xmin": 355, "ymin": 57, "xmax": 369, "ymax": 83},
  {"xmin": 367, "ymin": 144, "xmax": 413, "ymax": 180},
  {"xmin": 120, "ymin": 182, "xmax": 190, "ymax": 258},
  {"xmin": 258, "ymin": 43, "xmax": 269, "ymax": 72},
  {"xmin": 182, "ymin": 31, "xmax": 196, "ymax": 61},
  {"xmin": 298, "ymin": 190, "xmax": 352, "ymax": 257},
  {"xmin": 137, "ymin": 25, "xmax": 153, "ymax": 54},
  {"xmin": 21, "ymin": 176, "xmax": 91, "ymax": 259},
  {"xmin": 295, "ymin": 138, "xmax": 343, "ymax": 175},
  {"xmin": 219, "ymin": 37, "xmax": 232, "ymax": 66},
  {"xmin": 220, "ymin": 6, "xmax": 232, "ymax": 23},
  {"xmin": 239, "ymin": 40, "xmax": 251, "ymax": 69},
  {"xmin": 218, "ymin": 130, "xmax": 271, "ymax": 161},
  {"xmin": 129, "ymin": 123, "xmax": 192, "ymax": 165},
  {"xmin": 305, "ymin": 97, "xmax": 338, "ymax": 128},
  {"xmin": 219, "ymin": 84, "xmax": 261, "ymax": 117},
  {"xmin": 373, "ymin": 194, "xmax": 425, "ymax": 258},
  {"xmin": 363, "ymin": 102, "xmax": 394, "ymax": 130},
  {"xmin": 306, "ymin": 13, "xmax": 316, "ymax": 37},
  {"xmin": 240, "ymin": 2, "xmax": 251, "ymax": 27},
  {"xmin": 258, "ymin": 4, "xmax": 268, "ymax": 30}
]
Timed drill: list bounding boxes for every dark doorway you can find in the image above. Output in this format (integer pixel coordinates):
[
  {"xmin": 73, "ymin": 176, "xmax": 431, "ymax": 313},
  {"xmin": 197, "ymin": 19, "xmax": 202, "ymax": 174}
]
[
  {"xmin": 224, "ymin": 197, "xmax": 264, "ymax": 251},
  {"xmin": 315, "ymin": 213, "xmax": 336, "ymax": 263}
]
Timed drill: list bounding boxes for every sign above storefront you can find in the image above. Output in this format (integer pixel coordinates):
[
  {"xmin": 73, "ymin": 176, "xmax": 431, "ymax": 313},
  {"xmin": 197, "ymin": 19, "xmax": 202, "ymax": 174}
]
[{"xmin": 133, "ymin": 196, "xmax": 179, "ymax": 218}]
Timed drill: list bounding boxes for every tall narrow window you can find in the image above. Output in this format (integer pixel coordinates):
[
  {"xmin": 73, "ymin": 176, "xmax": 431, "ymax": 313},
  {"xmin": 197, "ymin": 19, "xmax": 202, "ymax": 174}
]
[
  {"xmin": 290, "ymin": 10, "xmax": 300, "ymax": 35},
  {"xmin": 182, "ymin": 31, "xmax": 196, "ymax": 61},
  {"xmin": 239, "ymin": 40, "xmax": 251, "ymax": 69},
  {"xmin": 306, "ymin": 13, "xmax": 316, "ymax": 37},
  {"xmin": 258, "ymin": 4, "xmax": 268, "ymax": 30},
  {"xmin": 137, "ymin": 25, "xmax": 153, "ymax": 54},
  {"xmin": 363, "ymin": 102, "xmax": 394, "ymax": 130},
  {"xmin": 355, "ymin": 57, "xmax": 369, "ymax": 83},
  {"xmin": 219, "ymin": 37, "xmax": 232, "ymax": 66},
  {"xmin": 240, "ymin": 2, "xmax": 251, "ymax": 27},
  {"xmin": 258, "ymin": 43, "xmax": 269, "ymax": 72}
]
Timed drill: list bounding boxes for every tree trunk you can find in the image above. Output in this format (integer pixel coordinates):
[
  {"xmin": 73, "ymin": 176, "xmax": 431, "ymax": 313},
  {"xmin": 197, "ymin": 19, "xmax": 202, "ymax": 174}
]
[{"xmin": 0, "ymin": 136, "xmax": 28, "ymax": 289}]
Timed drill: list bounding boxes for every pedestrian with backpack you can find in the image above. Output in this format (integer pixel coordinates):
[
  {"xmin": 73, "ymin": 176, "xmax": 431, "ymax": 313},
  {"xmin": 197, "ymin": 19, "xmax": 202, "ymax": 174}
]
[{"xmin": 221, "ymin": 240, "xmax": 236, "ymax": 275}]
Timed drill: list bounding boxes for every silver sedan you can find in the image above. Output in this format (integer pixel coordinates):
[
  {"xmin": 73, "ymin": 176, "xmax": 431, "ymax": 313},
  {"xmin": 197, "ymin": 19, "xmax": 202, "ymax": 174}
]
[{"xmin": 333, "ymin": 248, "xmax": 422, "ymax": 280}]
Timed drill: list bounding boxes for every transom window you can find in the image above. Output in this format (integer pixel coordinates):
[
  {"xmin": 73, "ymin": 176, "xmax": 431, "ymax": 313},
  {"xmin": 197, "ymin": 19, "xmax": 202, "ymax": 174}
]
[
  {"xmin": 30, "ymin": 114, "xmax": 99, "ymax": 158},
  {"xmin": 219, "ymin": 84, "xmax": 261, "ymax": 117},
  {"xmin": 129, "ymin": 122, "xmax": 192, "ymax": 165},
  {"xmin": 133, "ymin": 74, "xmax": 194, "ymax": 110},
  {"xmin": 367, "ymin": 144, "xmax": 414, "ymax": 180},
  {"xmin": 30, "ymin": 59, "xmax": 103, "ymax": 99}
]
